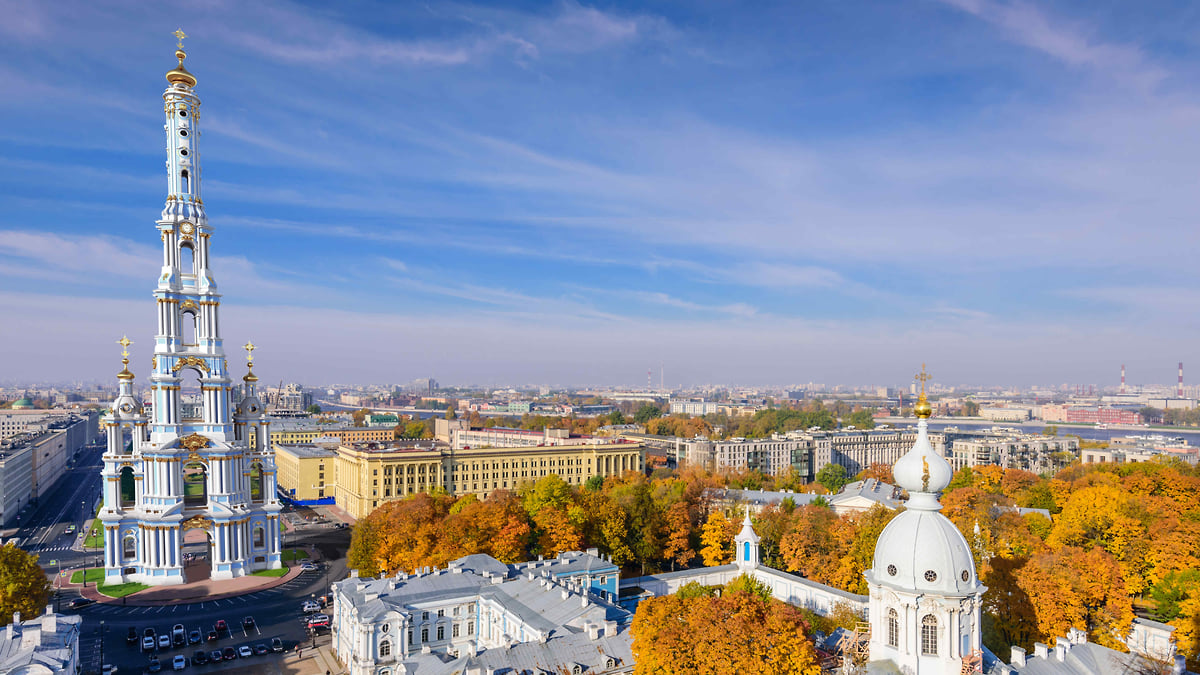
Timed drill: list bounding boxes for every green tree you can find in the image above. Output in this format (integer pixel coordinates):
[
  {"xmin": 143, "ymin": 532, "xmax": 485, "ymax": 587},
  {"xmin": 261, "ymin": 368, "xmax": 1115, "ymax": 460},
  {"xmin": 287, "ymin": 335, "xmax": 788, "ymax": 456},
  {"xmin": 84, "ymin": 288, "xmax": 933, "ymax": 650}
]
[
  {"xmin": 0, "ymin": 546, "xmax": 50, "ymax": 624},
  {"xmin": 352, "ymin": 408, "xmax": 370, "ymax": 427},
  {"xmin": 844, "ymin": 409, "xmax": 876, "ymax": 429},
  {"xmin": 583, "ymin": 475, "xmax": 605, "ymax": 491},
  {"xmin": 607, "ymin": 410, "xmax": 627, "ymax": 425},
  {"xmin": 634, "ymin": 404, "xmax": 663, "ymax": 424},
  {"xmin": 1042, "ymin": 425, "xmax": 1058, "ymax": 437},
  {"xmin": 305, "ymin": 403, "xmax": 321, "ymax": 415},
  {"xmin": 962, "ymin": 400, "xmax": 980, "ymax": 417},
  {"xmin": 815, "ymin": 464, "xmax": 849, "ymax": 493}
]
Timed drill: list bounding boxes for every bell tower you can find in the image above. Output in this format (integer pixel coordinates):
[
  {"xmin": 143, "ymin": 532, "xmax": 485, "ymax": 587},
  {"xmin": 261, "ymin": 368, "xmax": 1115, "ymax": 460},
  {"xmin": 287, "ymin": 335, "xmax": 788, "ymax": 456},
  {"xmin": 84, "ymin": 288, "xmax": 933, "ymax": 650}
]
[{"xmin": 99, "ymin": 31, "xmax": 283, "ymax": 586}]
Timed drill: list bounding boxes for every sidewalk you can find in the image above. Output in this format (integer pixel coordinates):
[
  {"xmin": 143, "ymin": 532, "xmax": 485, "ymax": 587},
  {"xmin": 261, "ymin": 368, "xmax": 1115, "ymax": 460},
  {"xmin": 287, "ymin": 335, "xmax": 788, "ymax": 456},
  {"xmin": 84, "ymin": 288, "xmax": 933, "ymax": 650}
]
[{"xmin": 67, "ymin": 547, "xmax": 314, "ymax": 606}]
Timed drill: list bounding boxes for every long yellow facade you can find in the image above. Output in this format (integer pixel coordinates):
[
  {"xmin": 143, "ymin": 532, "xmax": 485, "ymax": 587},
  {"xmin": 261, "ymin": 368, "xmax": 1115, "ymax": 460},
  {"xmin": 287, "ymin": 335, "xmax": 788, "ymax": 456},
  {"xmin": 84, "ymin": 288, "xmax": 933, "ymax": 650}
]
[{"xmin": 275, "ymin": 441, "xmax": 644, "ymax": 520}]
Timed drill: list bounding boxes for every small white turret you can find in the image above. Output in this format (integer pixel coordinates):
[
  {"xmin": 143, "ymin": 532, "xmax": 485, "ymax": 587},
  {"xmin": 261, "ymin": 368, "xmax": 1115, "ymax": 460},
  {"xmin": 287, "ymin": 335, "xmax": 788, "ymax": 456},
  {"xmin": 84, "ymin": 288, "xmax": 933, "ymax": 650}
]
[{"xmin": 733, "ymin": 511, "xmax": 760, "ymax": 572}]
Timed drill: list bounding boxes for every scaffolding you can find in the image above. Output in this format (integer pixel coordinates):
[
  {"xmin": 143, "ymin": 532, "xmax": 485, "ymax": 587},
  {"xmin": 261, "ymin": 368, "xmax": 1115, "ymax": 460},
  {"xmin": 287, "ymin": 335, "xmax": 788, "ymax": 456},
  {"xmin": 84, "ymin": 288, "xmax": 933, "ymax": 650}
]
[
  {"xmin": 961, "ymin": 649, "xmax": 983, "ymax": 674},
  {"xmin": 828, "ymin": 622, "xmax": 872, "ymax": 673}
]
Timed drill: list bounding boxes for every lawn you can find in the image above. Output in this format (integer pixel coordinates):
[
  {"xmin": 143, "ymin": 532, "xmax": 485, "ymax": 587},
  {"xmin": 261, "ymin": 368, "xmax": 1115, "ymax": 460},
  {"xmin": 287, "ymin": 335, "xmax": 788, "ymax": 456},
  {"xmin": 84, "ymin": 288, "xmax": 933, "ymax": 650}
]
[
  {"xmin": 96, "ymin": 582, "xmax": 149, "ymax": 598},
  {"xmin": 251, "ymin": 567, "xmax": 288, "ymax": 577},
  {"xmin": 69, "ymin": 568, "xmax": 105, "ymax": 584},
  {"xmin": 83, "ymin": 522, "xmax": 104, "ymax": 548},
  {"xmin": 281, "ymin": 548, "xmax": 309, "ymax": 562}
]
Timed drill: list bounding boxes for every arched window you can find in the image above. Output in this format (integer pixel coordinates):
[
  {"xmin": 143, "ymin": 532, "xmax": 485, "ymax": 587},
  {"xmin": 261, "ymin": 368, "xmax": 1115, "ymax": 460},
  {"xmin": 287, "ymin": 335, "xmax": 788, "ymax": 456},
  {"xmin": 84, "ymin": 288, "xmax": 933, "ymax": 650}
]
[
  {"xmin": 249, "ymin": 462, "xmax": 264, "ymax": 502},
  {"xmin": 122, "ymin": 534, "xmax": 136, "ymax": 560},
  {"xmin": 180, "ymin": 170, "xmax": 189, "ymax": 193},
  {"xmin": 183, "ymin": 461, "xmax": 208, "ymax": 507},
  {"xmin": 887, "ymin": 608, "xmax": 899, "ymax": 648},
  {"xmin": 921, "ymin": 614, "xmax": 938, "ymax": 656},
  {"xmin": 182, "ymin": 310, "xmax": 197, "ymax": 346},
  {"xmin": 119, "ymin": 466, "xmax": 136, "ymax": 507},
  {"xmin": 253, "ymin": 526, "xmax": 264, "ymax": 548},
  {"xmin": 379, "ymin": 639, "xmax": 391, "ymax": 657},
  {"xmin": 180, "ymin": 242, "xmax": 195, "ymax": 276}
]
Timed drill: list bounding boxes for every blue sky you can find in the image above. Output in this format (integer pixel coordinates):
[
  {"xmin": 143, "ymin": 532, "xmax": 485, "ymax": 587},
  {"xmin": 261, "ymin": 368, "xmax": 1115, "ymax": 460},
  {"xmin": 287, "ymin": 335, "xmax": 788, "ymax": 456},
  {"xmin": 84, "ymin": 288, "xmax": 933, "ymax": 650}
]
[{"xmin": 2, "ymin": 0, "xmax": 1200, "ymax": 388}]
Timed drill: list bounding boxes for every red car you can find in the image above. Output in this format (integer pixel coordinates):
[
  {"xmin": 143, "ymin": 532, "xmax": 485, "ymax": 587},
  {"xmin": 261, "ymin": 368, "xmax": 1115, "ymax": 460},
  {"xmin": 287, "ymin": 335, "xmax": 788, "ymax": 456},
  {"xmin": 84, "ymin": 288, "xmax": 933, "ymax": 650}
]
[{"xmin": 215, "ymin": 619, "xmax": 228, "ymax": 634}]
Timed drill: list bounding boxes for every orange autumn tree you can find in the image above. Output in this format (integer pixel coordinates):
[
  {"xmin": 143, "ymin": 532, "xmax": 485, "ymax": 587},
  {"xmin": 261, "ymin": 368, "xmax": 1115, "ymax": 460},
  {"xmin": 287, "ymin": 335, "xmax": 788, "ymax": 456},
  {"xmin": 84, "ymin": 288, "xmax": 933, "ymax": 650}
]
[{"xmin": 631, "ymin": 574, "xmax": 821, "ymax": 675}]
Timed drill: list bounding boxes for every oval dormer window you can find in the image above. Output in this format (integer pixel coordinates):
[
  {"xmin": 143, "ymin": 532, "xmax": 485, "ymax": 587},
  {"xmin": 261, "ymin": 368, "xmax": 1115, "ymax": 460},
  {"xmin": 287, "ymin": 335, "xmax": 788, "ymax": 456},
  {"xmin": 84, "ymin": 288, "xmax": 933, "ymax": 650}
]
[
  {"xmin": 180, "ymin": 149, "xmax": 188, "ymax": 156},
  {"xmin": 924, "ymin": 570, "xmax": 937, "ymax": 582},
  {"xmin": 179, "ymin": 129, "xmax": 188, "ymax": 137},
  {"xmin": 179, "ymin": 109, "xmax": 187, "ymax": 117}
]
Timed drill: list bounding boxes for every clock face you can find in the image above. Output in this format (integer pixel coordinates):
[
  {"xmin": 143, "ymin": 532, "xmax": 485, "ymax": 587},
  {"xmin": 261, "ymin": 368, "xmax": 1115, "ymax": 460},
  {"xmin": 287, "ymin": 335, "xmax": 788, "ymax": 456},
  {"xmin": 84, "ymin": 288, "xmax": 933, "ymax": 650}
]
[
  {"xmin": 181, "ymin": 223, "xmax": 194, "ymax": 234},
  {"xmin": 119, "ymin": 403, "xmax": 133, "ymax": 414}
]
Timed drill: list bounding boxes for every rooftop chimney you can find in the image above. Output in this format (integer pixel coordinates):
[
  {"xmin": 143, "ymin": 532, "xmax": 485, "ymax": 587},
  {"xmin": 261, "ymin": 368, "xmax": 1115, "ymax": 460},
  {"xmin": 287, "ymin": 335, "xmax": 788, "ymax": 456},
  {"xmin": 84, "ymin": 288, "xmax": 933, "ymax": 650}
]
[
  {"xmin": 1010, "ymin": 646, "xmax": 1026, "ymax": 667},
  {"xmin": 1034, "ymin": 642, "xmax": 1049, "ymax": 659},
  {"xmin": 1055, "ymin": 636, "xmax": 1069, "ymax": 661}
]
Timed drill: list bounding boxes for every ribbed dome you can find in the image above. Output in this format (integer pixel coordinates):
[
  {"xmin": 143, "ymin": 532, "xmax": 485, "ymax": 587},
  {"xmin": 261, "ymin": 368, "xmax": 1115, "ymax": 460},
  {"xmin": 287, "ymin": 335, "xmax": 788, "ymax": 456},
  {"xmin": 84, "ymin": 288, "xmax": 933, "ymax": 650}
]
[{"xmin": 869, "ymin": 509, "xmax": 979, "ymax": 594}]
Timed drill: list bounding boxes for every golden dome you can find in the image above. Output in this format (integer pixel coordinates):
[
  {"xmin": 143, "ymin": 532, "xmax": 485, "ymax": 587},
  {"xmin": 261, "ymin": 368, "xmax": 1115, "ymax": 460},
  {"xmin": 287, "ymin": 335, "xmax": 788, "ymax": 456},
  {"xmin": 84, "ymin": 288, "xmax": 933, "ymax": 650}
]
[
  {"xmin": 914, "ymin": 393, "xmax": 932, "ymax": 419},
  {"xmin": 117, "ymin": 357, "xmax": 135, "ymax": 380},
  {"xmin": 166, "ymin": 49, "xmax": 197, "ymax": 87}
]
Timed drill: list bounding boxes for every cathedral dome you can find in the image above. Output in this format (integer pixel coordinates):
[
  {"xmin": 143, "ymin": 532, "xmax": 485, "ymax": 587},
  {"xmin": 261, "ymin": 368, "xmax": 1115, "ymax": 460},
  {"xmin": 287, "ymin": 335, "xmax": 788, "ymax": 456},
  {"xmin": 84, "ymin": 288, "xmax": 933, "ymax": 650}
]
[
  {"xmin": 10, "ymin": 398, "xmax": 32, "ymax": 410},
  {"xmin": 869, "ymin": 507, "xmax": 978, "ymax": 594}
]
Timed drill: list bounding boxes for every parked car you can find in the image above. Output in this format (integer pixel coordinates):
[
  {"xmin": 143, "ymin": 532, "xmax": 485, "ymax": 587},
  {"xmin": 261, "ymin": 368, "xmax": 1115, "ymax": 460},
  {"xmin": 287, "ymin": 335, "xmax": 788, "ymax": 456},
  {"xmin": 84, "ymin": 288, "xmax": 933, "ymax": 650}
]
[
  {"xmin": 172, "ymin": 624, "xmax": 185, "ymax": 642},
  {"xmin": 68, "ymin": 597, "xmax": 94, "ymax": 609},
  {"xmin": 206, "ymin": 631, "xmax": 218, "ymax": 643},
  {"xmin": 142, "ymin": 636, "xmax": 155, "ymax": 652},
  {"xmin": 127, "ymin": 626, "xmax": 138, "ymax": 645},
  {"xmin": 254, "ymin": 643, "xmax": 269, "ymax": 655},
  {"xmin": 237, "ymin": 645, "xmax": 253, "ymax": 658},
  {"xmin": 214, "ymin": 620, "xmax": 228, "ymax": 634},
  {"xmin": 209, "ymin": 649, "xmax": 222, "ymax": 663},
  {"xmin": 270, "ymin": 637, "xmax": 283, "ymax": 653},
  {"xmin": 172, "ymin": 654, "xmax": 187, "ymax": 670},
  {"xmin": 221, "ymin": 646, "xmax": 236, "ymax": 661},
  {"xmin": 242, "ymin": 616, "xmax": 255, "ymax": 631},
  {"xmin": 188, "ymin": 629, "xmax": 201, "ymax": 645},
  {"xmin": 144, "ymin": 628, "xmax": 156, "ymax": 639},
  {"xmin": 158, "ymin": 634, "xmax": 171, "ymax": 650},
  {"xmin": 192, "ymin": 650, "xmax": 208, "ymax": 665},
  {"xmin": 306, "ymin": 614, "xmax": 330, "ymax": 629},
  {"xmin": 301, "ymin": 601, "xmax": 320, "ymax": 613},
  {"xmin": 146, "ymin": 659, "xmax": 162, "ymax": 673}
]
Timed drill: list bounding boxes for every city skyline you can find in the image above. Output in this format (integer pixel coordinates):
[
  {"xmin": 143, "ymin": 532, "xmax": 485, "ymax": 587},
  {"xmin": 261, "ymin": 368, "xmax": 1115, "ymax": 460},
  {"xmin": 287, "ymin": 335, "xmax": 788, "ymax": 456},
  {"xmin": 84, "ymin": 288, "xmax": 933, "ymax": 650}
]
[{"xmin": 3, "ymin": 1, "xmax": 1200, "ymax": 385}]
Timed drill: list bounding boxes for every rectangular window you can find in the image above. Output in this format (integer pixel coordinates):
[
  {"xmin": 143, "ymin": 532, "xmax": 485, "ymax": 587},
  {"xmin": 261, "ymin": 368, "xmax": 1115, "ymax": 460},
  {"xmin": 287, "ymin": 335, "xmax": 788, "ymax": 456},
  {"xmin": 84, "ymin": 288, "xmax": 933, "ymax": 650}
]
[
  {"xmin": 423, "ymin": 611, "xmax": 429, "ymax": 620},
  {"xmin": 453, "ymin": 623, "xmax": 460, "ymax": 638},
  {"xmin": 437, "ymin": 609, "xmax": 444, "ymax": 617},
  {"xmin": 437, "ymin": 625, "xmax": 444, "ymax": 641},
  {"xmin": 421, "ymin": 628, "xmax": 429, "ymax": 642},
  {"xmin": 468, "ymin": 622, "xmax": 474, "ymax": 636}
]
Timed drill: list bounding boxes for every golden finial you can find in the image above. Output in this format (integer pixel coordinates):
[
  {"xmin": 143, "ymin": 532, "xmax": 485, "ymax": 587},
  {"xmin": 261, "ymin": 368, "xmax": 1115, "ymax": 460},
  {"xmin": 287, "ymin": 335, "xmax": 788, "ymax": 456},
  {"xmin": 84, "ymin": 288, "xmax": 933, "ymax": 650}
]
[
  {"xmin": 913, "ymin": 363, "xmax": 933, "ymax": 419},
  {"xmin": 166, "ymin": 29, "xmax": 197, "ymax": 87},
  {"xmin": 116, "ymin": 336, "xmax": 135, "ymax": 380},
  {"xmin": 242, "ymin": 341, "xmax": 258, "ymax": 383}
]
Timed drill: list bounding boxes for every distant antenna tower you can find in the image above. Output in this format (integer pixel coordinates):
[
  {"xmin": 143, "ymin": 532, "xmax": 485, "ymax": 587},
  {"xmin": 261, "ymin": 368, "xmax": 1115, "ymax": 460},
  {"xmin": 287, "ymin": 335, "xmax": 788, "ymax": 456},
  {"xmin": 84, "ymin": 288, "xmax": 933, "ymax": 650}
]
[
  {"xmin": 1179, "ymin": 362, "xmax": 1185, "ymax": 398},
  {"xmin": 1120, "ymin": 364, "xmax": 1126, "ymax": 395},
  {"xmin": 647, "ymin": 369, "xmax": 652, "ymax": 390},
  {"xmin": 660, "ymin": 362, "xmax": 664, "ymax": 391}
]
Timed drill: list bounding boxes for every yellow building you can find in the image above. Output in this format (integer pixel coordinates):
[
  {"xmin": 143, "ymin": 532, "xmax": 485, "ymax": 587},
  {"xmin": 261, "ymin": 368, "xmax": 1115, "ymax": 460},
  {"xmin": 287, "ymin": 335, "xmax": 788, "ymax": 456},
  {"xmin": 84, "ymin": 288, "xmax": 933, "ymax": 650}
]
[
  {"xmin": 274, "ymin": 444, "xmax": 337, "ymax": 501},
  {"xmin": 324, "ymin": 441, "xmax": 644, "ymax": 520}
]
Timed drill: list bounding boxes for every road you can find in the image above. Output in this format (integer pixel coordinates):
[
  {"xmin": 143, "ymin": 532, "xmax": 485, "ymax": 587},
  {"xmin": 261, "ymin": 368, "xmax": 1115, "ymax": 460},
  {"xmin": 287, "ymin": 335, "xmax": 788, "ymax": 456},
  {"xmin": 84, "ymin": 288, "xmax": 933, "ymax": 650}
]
[{"xmin": 12, "ymin": 441, "xmax": 105, "ymax": 577}]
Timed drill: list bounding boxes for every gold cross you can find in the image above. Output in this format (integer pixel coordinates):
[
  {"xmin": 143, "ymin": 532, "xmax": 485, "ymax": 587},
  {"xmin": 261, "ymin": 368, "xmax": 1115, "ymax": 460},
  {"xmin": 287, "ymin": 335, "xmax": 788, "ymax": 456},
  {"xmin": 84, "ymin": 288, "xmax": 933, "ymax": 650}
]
[
  {"xmin": 117, "ymin": 336, "xmax": 133, "ymax": 358},
  {"xmin": 914, "ymin": 363, "xmax": 932, "ymax": 395},
  {"xmin": 243, "ymin": 341, "xmax": 256, "ymax": 363},
  {"xmin": 174, "ymin": 29, "xmax": 187, "ymax": 50}
]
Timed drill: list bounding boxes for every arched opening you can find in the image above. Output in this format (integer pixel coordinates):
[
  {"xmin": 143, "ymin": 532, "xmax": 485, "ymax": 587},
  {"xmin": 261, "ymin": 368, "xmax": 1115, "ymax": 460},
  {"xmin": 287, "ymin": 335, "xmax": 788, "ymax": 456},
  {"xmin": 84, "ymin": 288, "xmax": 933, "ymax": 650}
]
[
  {"xmin": 921, "ymin": 614, "xmax": 938, "ymax": 656},
  {"xmin": 249, "ymin": 462, "xmax": 264, "ymax": 503},
  {"xmin": 179, "ymin": 242, "xmax": 195, "ymax": 276},
  {"xmin": 122, "ymin": 533, "xmax": 137, "ymax": 561},
  {"xmin": 119, "ymin": 466, "xmax": 136, "ymax": 507},
  {"xmin": 179, "ymin": 367, "xmax": 203, "ymax": 421},
  {"xmin": 379, "ymin": 639, "xmax": 391, "ymax": 657},
  {"xmin": 181, "ymin": 309, "xmax": 197, "ymax": 346},
  {"xmin": 180, "ymin": 170, "xmax": 189, "ymax": 193},
  {"xmin": 183, "ymin": 461, "xmax": 208, "ymax": 508},
  {"xmin": 181, "ymin": 525, "xmax": 213, "ymax": 583},
  {"xmin": 253, "ymin": 525, "xmax": 264, "ymax": 548},
  {"xmin": 887, "ymin": 608, "xmax": 899, "ymax": 648}
]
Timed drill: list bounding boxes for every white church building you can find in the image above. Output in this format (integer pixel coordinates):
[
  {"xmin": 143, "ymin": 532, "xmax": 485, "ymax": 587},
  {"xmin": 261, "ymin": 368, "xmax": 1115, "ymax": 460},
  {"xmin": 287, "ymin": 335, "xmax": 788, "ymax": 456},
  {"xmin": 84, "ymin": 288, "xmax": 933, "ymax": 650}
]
[{"xmin": 97, "ymin": 33, "xmax": 282, "ymax": 586}]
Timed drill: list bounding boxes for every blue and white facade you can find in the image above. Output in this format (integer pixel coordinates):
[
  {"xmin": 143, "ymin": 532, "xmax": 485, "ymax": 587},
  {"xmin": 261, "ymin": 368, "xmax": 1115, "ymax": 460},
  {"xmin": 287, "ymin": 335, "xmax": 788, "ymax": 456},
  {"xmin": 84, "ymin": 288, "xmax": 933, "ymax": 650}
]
[{"xmin": 98, "ymin": 37, "xmax": 282, "ymax": 586}]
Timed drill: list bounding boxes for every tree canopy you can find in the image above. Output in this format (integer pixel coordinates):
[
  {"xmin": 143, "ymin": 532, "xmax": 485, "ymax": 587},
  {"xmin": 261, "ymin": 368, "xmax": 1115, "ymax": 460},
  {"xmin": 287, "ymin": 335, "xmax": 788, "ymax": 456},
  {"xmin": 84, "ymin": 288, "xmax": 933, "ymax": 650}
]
[{"xmin": 0, "ymin": 546, "xmax": 50, "ymax": 624}]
